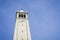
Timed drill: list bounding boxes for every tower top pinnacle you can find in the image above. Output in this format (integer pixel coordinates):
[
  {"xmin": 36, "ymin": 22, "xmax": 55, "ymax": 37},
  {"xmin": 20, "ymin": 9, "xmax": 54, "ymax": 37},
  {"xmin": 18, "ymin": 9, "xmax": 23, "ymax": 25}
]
[
  {"xmin": 20, "ymin": 9, "xmax": 24, "ymax": 12},
  {"xmin": 16, "ymin": 9, "xmax": 28, "ymax": 14}
]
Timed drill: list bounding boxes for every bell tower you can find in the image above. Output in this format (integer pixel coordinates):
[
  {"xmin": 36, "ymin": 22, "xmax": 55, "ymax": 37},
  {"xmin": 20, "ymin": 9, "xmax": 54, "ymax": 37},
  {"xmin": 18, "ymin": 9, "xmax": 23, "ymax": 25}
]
[{"xmin": 13, "ymin": 9, "xmax": 31, "ymax": 40}]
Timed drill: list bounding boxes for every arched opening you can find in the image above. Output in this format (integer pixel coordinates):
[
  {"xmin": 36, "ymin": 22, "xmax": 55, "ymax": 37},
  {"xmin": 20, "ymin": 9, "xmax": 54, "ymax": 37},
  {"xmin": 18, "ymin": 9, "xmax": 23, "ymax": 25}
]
[
  {"xmin": 19, "ymin": 14, "xmax": 23, "ymax": 18},
  {"xmin": 19, "ymin": 14, "xmax": 20, "ymax": 17},
  {"xmin": 21, "ymin": 14, "xmax": 23, "ymax": 18},
  {"xmin": 24, "ymin": 15, "xmax": 26, "ymax": 18}
]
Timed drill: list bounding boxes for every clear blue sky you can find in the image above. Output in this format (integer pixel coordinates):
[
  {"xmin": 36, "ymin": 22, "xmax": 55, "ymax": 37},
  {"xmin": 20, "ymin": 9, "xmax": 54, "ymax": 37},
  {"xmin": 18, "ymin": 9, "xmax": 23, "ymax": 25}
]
[{"xmin": 0, "ymin": 0, "xmax": 60, "ymax": 40}]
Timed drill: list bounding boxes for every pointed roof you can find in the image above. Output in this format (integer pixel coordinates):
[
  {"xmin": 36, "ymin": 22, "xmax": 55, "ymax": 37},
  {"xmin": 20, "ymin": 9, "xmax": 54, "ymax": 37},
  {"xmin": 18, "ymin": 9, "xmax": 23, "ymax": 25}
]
[
  {"xmin": 16, "ymin": 9, "xmax": 28, "ymax": 14},
  {"xmin": 20, "ymin": 9, "xmax": 24, "ymax": 12}
]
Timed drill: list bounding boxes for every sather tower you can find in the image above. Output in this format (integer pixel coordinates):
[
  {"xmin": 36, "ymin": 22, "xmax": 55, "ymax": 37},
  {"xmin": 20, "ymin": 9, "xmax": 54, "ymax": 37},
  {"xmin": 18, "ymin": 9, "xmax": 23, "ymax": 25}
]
[{"xmin": 13, "ymin": 9, "xmax": 31, "ymax": 40}]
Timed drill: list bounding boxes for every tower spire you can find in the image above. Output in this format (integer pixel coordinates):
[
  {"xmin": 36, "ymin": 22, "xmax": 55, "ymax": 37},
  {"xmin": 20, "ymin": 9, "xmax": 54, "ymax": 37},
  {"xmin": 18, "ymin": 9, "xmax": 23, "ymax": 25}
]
[{"xmin": 20, "ymin": 9, "xmax": 24, "ymax": 12}]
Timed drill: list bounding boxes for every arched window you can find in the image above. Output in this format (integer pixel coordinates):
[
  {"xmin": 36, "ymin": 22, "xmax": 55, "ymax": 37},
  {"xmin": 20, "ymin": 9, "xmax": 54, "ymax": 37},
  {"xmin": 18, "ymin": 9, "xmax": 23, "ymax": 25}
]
[
  {"xmin": 19, "ymin": 14, "xmax": 23, "ymax": 18},
  {"xmin": 19, "ymin": 14, "xmax": 20, "ymax": 17},
  {"xmin": 24, "ymin": 15, "xmax": 26, "ymax": 18},
  {"xmin": 21, "ymin": 14, "xmax": 23, "ymax": 18}
]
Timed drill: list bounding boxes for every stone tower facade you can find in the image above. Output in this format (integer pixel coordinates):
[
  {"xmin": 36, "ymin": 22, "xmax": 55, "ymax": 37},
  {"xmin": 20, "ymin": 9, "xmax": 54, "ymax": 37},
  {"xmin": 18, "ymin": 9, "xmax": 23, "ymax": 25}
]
[{"xmin": 13, "ymin": 9, "xmax": 31, "ymax": 40}]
